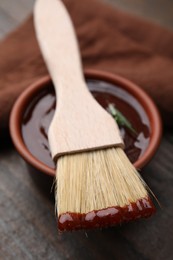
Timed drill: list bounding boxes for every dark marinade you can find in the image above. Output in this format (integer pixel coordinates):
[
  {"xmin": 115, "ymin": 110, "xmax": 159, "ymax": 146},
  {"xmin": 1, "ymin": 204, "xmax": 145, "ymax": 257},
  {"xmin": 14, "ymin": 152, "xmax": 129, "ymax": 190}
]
[{"xmin": 22, "ymin": 79, "xmax": 150, "ymax": 169}]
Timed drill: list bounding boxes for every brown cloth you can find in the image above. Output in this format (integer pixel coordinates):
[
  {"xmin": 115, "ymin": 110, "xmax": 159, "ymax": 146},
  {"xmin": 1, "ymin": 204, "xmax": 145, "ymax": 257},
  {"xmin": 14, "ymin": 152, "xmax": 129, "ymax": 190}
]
[{"xmin": 1, "ymin": 0, "xmax": 173, "ymax": 132}]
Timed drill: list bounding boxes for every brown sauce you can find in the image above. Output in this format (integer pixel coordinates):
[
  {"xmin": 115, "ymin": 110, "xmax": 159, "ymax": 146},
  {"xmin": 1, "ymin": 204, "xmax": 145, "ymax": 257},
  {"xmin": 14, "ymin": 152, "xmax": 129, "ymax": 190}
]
[
  {"xmin": 22, "ymin": 79, "xmax": 150, "ymax": 169},
  {"xmin": 58, "ymin": 197, "xmax": 155, "ymax": 231}
]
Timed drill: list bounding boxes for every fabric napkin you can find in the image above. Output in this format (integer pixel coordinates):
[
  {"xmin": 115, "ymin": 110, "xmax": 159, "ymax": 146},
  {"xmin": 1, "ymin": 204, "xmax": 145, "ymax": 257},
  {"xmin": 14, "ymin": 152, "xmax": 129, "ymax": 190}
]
[{"xmin": 1, "ymin": 0, "xmax": 173, "ymax": 132}]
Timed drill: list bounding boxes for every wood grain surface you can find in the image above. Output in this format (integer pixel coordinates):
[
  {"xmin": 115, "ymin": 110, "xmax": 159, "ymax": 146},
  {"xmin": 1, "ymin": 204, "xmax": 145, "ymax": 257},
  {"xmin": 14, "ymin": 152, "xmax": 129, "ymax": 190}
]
[{"xmin": 0, "ymin": 0, "xmax": 173, "ymax": 259}]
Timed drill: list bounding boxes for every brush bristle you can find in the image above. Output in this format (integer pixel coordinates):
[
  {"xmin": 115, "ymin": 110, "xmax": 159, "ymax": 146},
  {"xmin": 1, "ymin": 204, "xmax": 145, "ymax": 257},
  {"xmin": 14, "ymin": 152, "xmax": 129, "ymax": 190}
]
[{"xmin": 56, "ymin": 147, "xmax": 154, "ymax": 230}]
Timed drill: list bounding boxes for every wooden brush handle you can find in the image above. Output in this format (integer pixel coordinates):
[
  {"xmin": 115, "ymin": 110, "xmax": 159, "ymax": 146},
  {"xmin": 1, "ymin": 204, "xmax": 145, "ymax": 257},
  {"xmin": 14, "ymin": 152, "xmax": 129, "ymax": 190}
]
[
  {"xmin": 34, "ymin": 0, "xmax": 85, "ymax": 97},
  {"xmin": 34, "ymin": 0, "xmax": 124, "ymax": 159}
]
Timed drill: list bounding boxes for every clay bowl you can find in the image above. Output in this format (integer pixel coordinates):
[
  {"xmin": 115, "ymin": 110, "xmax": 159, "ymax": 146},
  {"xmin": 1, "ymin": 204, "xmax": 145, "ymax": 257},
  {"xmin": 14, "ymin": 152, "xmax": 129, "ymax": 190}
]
[{"xmin": 10, "ymin": 69, "xmax": 162, "ymax": 178}]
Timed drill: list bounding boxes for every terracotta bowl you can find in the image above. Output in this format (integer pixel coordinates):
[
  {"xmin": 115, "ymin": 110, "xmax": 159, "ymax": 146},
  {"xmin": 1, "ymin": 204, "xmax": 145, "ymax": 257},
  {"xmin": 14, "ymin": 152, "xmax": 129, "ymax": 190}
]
[{"xmin": 10, "ymin": 69, "xmax": 162, "ymax": 177}]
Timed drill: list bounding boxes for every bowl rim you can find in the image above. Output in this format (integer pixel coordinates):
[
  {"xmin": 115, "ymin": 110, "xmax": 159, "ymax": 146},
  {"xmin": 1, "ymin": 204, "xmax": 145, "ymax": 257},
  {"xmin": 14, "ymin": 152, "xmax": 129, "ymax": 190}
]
[{"xmin": 10, "ymin": 69, "xmax": 162, "ymax": 176}]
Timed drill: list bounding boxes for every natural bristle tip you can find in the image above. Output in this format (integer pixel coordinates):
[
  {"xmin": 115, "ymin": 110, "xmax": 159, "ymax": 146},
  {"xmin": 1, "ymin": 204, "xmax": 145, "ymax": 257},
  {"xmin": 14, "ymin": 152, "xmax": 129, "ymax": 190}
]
[{"xmin": 55, "ymin": 147, "xmax": 155, "ymax": 231}]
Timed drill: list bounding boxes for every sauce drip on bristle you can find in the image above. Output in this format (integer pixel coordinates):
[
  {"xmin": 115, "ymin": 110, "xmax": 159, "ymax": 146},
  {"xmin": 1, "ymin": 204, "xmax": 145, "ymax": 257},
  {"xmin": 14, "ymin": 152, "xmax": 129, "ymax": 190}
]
[{"xmin": 58, "ymin": 197, "xmax": 155, "ymax": 231}]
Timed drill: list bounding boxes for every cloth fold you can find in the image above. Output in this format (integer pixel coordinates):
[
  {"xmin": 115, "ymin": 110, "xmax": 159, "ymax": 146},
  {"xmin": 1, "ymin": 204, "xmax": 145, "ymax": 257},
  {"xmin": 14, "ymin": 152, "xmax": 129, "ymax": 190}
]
[{"xmin": 1, "ymin": 0, "xmax": 173, "ymax": 132}]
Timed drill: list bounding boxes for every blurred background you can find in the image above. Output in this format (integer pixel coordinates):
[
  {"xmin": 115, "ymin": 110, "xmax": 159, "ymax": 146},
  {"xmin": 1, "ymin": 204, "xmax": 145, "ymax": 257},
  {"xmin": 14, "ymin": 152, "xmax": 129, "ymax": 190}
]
[{"xmin": 0, "ymin": 0, "xmax": 173, "ymax": 40}]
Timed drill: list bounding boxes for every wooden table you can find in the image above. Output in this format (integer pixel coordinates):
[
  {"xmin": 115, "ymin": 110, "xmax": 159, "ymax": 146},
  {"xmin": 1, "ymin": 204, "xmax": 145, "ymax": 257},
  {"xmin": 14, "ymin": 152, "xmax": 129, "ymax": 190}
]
[{"xmin": 1, "ymin": 1, "xmax": 173, "ymax": 259}]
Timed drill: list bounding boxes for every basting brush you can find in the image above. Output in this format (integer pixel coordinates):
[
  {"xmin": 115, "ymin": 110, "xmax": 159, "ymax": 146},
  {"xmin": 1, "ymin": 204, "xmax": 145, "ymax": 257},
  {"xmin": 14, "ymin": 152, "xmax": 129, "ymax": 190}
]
[{"xmin": 34, "ymin": 0, "xmax": 155, "ymax": 231}]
